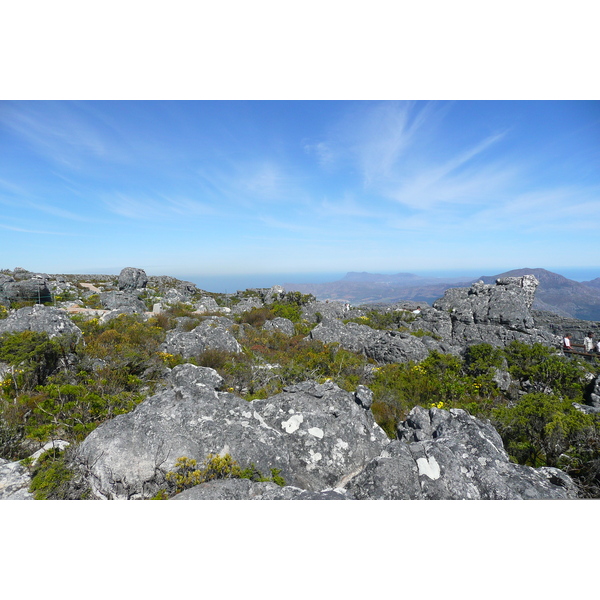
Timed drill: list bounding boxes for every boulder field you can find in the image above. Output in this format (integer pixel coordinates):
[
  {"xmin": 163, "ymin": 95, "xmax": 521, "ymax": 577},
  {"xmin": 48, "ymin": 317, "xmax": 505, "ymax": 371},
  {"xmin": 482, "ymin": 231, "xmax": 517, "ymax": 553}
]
[{"xmin": 1, "ymin": 268, "xmax": 597, "ymax": 500}]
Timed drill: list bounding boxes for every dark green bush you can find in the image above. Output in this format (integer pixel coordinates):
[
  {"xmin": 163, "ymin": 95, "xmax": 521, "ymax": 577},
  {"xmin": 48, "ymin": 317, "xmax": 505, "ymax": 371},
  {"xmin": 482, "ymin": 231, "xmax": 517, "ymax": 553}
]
[
  {"xmin": 492, "ymin": 392, "xmax": 599, "ymax": 469},
  {"xmin": 28, "ymin": 447, "xmax": 74, "ymax": 500}
]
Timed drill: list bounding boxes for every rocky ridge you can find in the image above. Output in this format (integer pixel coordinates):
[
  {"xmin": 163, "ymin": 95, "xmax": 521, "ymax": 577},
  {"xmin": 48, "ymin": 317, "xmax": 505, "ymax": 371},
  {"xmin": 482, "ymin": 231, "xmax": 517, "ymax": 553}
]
[{"xmin": 1, "ymin": 266, "xmax": 599, "ymax": 500}]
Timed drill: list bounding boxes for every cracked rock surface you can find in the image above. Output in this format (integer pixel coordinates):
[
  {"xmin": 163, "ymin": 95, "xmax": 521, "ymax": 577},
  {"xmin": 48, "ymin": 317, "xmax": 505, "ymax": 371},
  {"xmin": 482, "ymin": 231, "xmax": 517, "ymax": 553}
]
[{"xmin": 345, "ymin": 406, "xmax": 577, "ymax": 500}]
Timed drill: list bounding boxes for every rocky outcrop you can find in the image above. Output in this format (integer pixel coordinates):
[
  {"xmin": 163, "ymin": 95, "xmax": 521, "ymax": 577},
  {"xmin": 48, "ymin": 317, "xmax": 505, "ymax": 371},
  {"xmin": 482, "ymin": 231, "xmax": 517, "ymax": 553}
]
[
  {"xmin": 230, "ymin": 297, "xmax": 264, "ymax": 315},
  {"xmin": 195, "ymin": 296, "xmax": 222, "ymax": 313},
  {"xmin": 302, "ymin": 301, "xmax": 347, "ymax": 322},
  {"xmin": 69, "ymin": 378, "xmax": 389, "ymax": 500},
  {"xmin": 162, "ymin": 318, "xmax": 243, "ymax": 358},
  {"xmin": 345, "ymin": 406, "xmax": 577, "ymax": 500},
  {"xmin": 432, "ymin": 276, "xmax": 558, "ymax": 348},
  {"xmin": 364, "ymin": 331, "xmax": 431, "ymax": 364},
  {"xmin": 64, "ymin": 375, "xmax": 577, "ymax": 500},
  {"xmin": 308, "ymin": 320, "xmax": 381, "ymax": 354},
  {"xmin": 531, "ymin": 310, "xmax": 600, "ymax": 346},
  {"xmin": 118, "ymin": 267, "xmax": 148, "ymax": 291},
  {"xmin": 263, "ymin": 317, "xmax": 295, "ymax": 336},
  {"xmin": 308, "ymin": 318, "xmax": 455, "ymax": 364},
  {"xmin": 0, "ymin": 276, "xmax": 53, "ymax": 306},
  {"xmin": 0, "ymin": 305, "xmax": 82, "ymax": 339},
  {"xmin": 99, "ymin": 291, "xmax": 147, "ymax": 312}
]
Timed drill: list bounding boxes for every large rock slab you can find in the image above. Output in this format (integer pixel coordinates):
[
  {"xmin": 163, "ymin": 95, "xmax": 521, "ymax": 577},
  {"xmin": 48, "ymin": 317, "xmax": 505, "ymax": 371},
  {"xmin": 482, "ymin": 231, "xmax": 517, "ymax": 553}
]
[
  {"xmin": 70, "ymin": 379, "xmax": 389, "ymax": 499},
  {"xmin": 162, "ymin": 318, "xmax": 243, "ymax": 358},
  {"xmin": 0, "ymin": 305, "xmax": 82, "ymax": 339},
  {"xmin": 344, "ymin": 406, "xmax": 578, "ymax": 500}
]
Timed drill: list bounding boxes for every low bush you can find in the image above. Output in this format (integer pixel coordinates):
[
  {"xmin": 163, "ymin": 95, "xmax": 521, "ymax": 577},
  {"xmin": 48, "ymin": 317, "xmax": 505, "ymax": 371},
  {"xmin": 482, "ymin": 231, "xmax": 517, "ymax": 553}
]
[
  {"xmin": 164, "ymin": 453, "xmax": 286, "ymax": 496},
  {"xmin": 27, "ymin": 447, "xmax": 74, "ymax": 500}
]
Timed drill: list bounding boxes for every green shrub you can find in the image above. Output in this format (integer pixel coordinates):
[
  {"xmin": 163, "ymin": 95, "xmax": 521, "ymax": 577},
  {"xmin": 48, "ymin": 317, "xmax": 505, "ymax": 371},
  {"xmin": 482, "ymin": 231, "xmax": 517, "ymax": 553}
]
[
  {"xmin": 28, "ymin": 447, "xmax": 74, "ymax": 500},
  {"xmin": 464, "ymin": 343, "xmax": 505, "ymax": 377},
  {"xmin": 165, "ymin": 453, "xmax": 285, "ymax": 496},
  {"xmin": 502, "ymin": 340, "xmax": 589, "ymax": 398},
  {"xmin": 492, "ymin": 392, "xmax": 600, "ymax": 469},
  {"xmin": 345, "ymin": 310, "xmax": 415, "ymax": 330},
  {"xmin": 0, "ymin": 331, "xmax": 72, "ymax": 390},
  {"xmin": 0, "ymin": 420, "xmax": 25, "ymax": 460},
  {"xmin": 238, "ymin": 307, "xmax": 275, "ymax": 328}
]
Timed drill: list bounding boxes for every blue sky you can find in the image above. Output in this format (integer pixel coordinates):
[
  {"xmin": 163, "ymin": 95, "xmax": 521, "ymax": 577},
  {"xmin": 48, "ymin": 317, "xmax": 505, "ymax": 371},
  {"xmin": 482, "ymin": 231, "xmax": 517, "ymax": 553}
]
[{"xmin": 1, "ymin": 100, "xmax": 599, "ymax": 290}]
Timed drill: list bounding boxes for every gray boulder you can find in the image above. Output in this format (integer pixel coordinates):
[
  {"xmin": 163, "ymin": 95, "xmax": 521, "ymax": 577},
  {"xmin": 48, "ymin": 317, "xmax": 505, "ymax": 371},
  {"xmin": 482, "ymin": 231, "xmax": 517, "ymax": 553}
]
[
  {"xmin": 168, "ymin": 363, "xmax": 224, "ymax": 391},
  {"xmin": 364, "ymin": 331, "xmax": 431, "ymax": 364},
  {"xmin": 263, "ymin": 317, "xmax": 295, "ymax": 336},
  {"xmin": 302, "ymin": 301, "xmax": 347, "ymax": 323},
  {"xmin": 230, "ymin": 297, "xmax": 264, "ymax": 315},
  {"xmin": 162, "ymin": 318, "xmax": 243, "ymax": 358},
  {"xmin": 308, "ymin": 320, "xmax": 382, "ymax": 354},
  {"xmin": 345, "ymin": 406, "xmax": 578, "ymax": 500},
  {"xmin": 99, "ymin": 291, "xmax": 147, "ymax": 313},
  {"xmin": 162, "ymin": 288, "xmax": 192, "ymax": 305},
  {"xmin": 0, "ymin": 276, "xmax": 52, "ymax": 305},
  {"xmin": 0, "ymin": 305, "xmax": 82, "ymax": 339},
  {"xmin": 195, "ymin": 296, "xmax": 221, "ymax": 313},
  {"xmin": 264, "ymin": 285, "xmax": 286, "ymax": 304},
  {"xmin": 118, "ymin": 267, "xmax": 148, "ymax": 291},
  {"xmin": 69, "ymin": 379, "xmax": 389, "ymax": 500}
]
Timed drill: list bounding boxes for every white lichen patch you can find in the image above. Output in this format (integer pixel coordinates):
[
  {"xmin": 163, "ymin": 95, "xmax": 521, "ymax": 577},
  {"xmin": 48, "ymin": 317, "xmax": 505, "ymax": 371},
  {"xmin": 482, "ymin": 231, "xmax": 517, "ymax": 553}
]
[
  {"xmin": 478, "ymin": 457, "xmax": 488, "ymax": 466},
  {"xmin": 417, "ymin": 456, "xmax": 441, "ymax": 480},
  {"xmin": 309, "ymin": 450, "xmax": 322, "ymax": 462},
  {"xmin": 308, "ymin": 427, "xmax": 324, "ymax": 439},
  {"xmin": 281, "ymin": 413, "xmax": 304, "ymax": 433},
  {"xmin": 306, "ymin": 449, "xmax": 323, "ymax": 472},
  {"xmin": 335, "ymin": 439, "xmax": 349, "ymax": 451},
  {"xmin": 242, "ymin": 411, "xmax": 252, "ymax": 419}
]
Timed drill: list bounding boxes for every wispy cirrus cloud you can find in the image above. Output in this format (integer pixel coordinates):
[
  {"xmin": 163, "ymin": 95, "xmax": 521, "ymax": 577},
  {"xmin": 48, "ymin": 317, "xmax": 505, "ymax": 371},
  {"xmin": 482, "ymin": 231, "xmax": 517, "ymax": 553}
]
[
  {"xmin": 0, "ymin": 102, "xmax": 119, "ymax": 170},
  {"xmin": 0, "ymin": 223, "xmax": 85, "ymax": 236},
  {"xmin": 102, "ymin": 193, "xmax": 220, "ymax": 220},
  {"xmin": 470, "ymin": 186, "xmax": 600, "ymax": 232}
]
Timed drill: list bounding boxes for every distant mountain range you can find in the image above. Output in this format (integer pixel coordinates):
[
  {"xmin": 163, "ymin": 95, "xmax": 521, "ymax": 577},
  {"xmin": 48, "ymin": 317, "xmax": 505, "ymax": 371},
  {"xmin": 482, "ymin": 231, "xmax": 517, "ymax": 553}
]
[{"xmin": 284, "ymin": 268, "xmax": 600, "ymax": 321}]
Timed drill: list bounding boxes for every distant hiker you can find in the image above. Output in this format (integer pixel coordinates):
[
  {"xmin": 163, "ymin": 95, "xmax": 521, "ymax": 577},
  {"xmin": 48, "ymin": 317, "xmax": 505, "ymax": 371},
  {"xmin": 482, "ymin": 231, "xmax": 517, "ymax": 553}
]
[
  {"xmin": 344, "ymin": 303, "xmax": 350, "ymax": 312},
  {"xmin": 584, "ymin": 332, "xmax": 594, "ymax": 353},
  {"xmin": 412, "ymin": 306, "xmax": 421, "ymax": 315},
  {"xmin": 563, "ymin": 334, "xmax": 573, "ymax": 354}
]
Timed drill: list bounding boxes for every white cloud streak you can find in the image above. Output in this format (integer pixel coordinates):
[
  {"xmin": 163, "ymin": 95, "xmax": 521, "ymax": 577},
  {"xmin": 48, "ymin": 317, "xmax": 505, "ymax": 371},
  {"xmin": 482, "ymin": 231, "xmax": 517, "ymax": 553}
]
[{"xmin": 102, "ymin": 193, "xmax": 219, "ymax": 220}]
